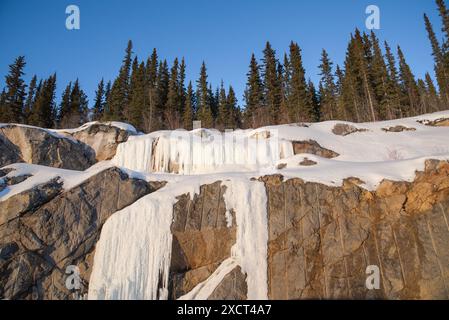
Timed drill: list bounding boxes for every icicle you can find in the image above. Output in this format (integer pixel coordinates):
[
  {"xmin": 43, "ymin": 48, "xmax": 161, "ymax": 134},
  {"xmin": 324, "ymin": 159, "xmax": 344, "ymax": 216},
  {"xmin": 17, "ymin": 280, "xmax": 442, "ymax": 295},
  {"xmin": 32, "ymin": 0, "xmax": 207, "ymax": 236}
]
[{"xmin": 112, "ymin": 129, "xmax": 288, "ymax": 174}]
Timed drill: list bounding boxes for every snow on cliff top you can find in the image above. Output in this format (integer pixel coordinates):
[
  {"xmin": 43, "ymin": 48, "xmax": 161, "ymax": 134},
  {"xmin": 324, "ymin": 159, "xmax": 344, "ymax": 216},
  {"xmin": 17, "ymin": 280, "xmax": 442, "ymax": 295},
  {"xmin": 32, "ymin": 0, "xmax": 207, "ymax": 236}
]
[
  {"xmin": 50, "ymin": 121, "xmax": 138, "ymax": 135},
  {"xmin": 109, "ymin": 110, "xmax": 449, "ymax": 190}
]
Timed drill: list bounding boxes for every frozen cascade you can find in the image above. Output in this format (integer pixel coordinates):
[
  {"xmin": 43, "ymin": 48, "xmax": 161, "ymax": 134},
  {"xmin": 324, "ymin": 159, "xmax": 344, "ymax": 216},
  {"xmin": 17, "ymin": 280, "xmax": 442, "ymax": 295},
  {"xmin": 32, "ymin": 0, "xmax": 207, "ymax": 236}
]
[
  {"xmin": 88, "ymin": 191, "xmax": 174, "ymax": 300},
  {"xmin": 112, "ymin": 129, "xmax": 294, "ymax": 174},
  {"xmin": 112, "ymin": 136, "xmax": 155, "ymax": 172},
  {"xmin": 180, "ymin": 179, "xmax": 269, "ymax": 300}
]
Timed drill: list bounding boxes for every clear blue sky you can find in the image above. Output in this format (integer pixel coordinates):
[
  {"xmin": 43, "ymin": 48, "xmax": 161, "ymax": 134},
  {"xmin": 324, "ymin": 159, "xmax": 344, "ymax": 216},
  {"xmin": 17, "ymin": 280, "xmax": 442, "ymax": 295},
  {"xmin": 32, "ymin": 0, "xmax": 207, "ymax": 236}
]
[{"xmin": 0, "ymin": 0, "xmax": 444, "ymax": 106}]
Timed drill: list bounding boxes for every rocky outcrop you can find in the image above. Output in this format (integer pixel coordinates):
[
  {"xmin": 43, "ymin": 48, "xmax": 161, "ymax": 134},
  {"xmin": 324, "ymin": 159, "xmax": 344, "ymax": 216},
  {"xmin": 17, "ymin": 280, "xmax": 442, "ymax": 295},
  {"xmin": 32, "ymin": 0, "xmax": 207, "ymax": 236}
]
[
  {"xmin": 382, "ymin": 125, "xmax": 416, "ymax": 132},
  {"xmin": 299, "ymin": 158, "xmax": 317, "ymax": 166},
  {"xmin": 0, "ymin": 167, "xmax": 163, "ymax": 300},
  {"xmin": 332, "ymin": 124, "xmax": 368, "ymax": 136},
  {"xmin": 260, "ymin": 159, "xmax": 449, "ymax": 300},
  {"xmin": 68, "ymin": 124, "xmax": 131, "ymax": 161},
  {"xmin": 292, "ymin": 140, "xmax": 339, "ymax": 158},
  {"xmin": 169, "ymin": 181, "xmax": 237, "ymax": 299},
  {"xmin": 0, "ymin": 125, "xmax": 95, "ymax": 170},
  {"xmin": 418, "ymin": 118, "xmax": 449, "ymax": 127}
]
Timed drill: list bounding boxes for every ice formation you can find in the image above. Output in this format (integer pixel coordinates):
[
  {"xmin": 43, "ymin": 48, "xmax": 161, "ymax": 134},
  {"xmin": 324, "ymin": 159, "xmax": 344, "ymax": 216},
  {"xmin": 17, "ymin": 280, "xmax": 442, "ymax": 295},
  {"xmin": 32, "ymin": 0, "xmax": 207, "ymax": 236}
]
[{"xmin": 88, "ymin": 192, "xmax": 175, "ymax": 300}]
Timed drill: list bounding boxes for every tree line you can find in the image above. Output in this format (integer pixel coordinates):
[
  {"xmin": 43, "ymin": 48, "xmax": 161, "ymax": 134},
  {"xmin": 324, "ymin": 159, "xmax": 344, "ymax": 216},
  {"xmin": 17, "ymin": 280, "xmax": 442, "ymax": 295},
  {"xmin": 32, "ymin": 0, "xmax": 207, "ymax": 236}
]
[{"xmin": 1, "ymin": 0, "xmax": 449, "ymax": 131}]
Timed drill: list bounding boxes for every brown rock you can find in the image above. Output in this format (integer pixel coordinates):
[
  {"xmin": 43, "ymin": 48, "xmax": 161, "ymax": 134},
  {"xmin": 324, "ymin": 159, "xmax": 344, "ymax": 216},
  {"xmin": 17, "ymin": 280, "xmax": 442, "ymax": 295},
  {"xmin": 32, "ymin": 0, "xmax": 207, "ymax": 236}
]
[
  {"xmin": 261, "ymin": 159, "xmax": 449, "ymax": 300},
  {"xmin": 169, "ymin": 181, "xmax": 237, "ymax": 299},
  {"xmin": 299, "ymin": 158, "xmax": 317, "ymax": 166},
  {"xmin": 292, "ymin": 140, "xmax": 339, "ymax": 158}
]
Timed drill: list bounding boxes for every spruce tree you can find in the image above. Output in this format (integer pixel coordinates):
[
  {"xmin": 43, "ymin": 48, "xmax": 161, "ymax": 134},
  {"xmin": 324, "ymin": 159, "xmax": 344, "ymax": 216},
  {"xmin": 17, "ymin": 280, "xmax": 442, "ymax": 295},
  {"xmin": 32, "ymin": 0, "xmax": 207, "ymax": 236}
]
[
  {"xmin": 227, "ymin": 86, "xmax": 240, "ymax": 128},
  {"xmin": 355, "ymin": 30, "xmax": 377, "ymax": 122},
  {"xmin": 29, "ymin": 74, "xmax": 57, "ymax": 128},
  {"xmin": 196, "ymin": 62, "xmax": 213, "ymax": 128},
  {"xmin": 307, "ymin": 80, "xmax": 320, "ymax": 122},
  {"xmin": 143, "ymin": 49, "xmax": 158, "ymax": 132},
  {"xmin": 183, "ymin": 81, "xmax": 195, "ymax": 130},
  {"xmin": 262, "ymin": 42, "xmax": 281, "ymax": 125},
  {"xmin": 155, "ymin": 60, "xmax": 169, "ymax": 130},
  {"xmin": 92, "ymin": 79, "xmax": 105, "ymax": 121},
  {"xmin": 244, "ymin": 54, "xmax": 263, "ymax": 128},
  {"xmin": 59, "ymin": 79, "xmax": 88, "ymax": 128},
  {"xmin": 105, "ymin": 40, "xmax": 133, "ymax": 121},
  {"xmin": 23, "ymin": 75, "xmax": 37, "ymax": 124},
  {"xmin": 424, "ymin": 13, "xmax": 449, "ymax": 105},
  {"xmin": 287, "ymin": 42, "xmax": 312, "ymax": 122},
  {"xmin": 370, "ymin": 32, "xmax": 391, "ymax": 120},
  {"xmin": 397, "ymin": 46, "xmax": 420, "ymax": 117},
  {"xmin": 165, "ymin": 58, "xmax": 180, "ymax": 129},
  {"xmin": 58, "ymin": 82, "xmax": 72, "ymax": 126},
  {"xmin": 425, "ymin": 72, "xmax": 441, "ymax": 111},
  {"xmin": 179, "ymin": 58, "xmax": 187, "ymax": 116},
  {"xmin": 318, "ymin": 49, "xmax": 337, "ymax": 120},
  {"xmin": 128, "ymin": 60, "xmax": 146, "ymax": 130},
  {"xmin": 3, "ymin": 56, "xmax": 27, "ymax": 123},
  {"xmin": 384, "ymin": 41, "xmax": 403, "ymax": 118},
  {"xmin": 216, "ymin": 81, "xmax": 228, "ymax": 130},
  {"xmin": 340, "ymin": 34, "xmax": 363, "ymax": 122}
]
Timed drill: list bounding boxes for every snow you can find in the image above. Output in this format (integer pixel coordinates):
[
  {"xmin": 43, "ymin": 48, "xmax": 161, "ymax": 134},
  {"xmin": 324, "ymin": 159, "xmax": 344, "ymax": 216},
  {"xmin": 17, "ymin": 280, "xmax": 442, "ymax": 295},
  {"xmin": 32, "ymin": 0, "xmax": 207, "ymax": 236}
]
[
  {"xmin": 51, "ymin": 121, "xmax": 138, "ymax": 135},
  {"xmin": 178, "ymin": 258, "xmax": 239, "ymax": 300},
  {"xmin": 0, "ymin": 162, "xmax": 116, "ymax": 201},
  {"xmin": 0, "ymin": 122, "xmax": 78, "ymax": 140},
  {"xmin": 223, "ymin": 180, "xmax": 268, "ymax": 300}
]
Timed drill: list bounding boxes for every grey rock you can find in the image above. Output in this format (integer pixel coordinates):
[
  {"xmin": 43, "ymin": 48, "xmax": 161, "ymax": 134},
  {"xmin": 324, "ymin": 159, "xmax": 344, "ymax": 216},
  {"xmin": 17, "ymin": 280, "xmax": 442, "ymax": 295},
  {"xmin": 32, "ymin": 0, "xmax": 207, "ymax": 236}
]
[
  {"xmin": 0, "ymin": 125, "xmax": 95, "ymax": 170},
  {"xmin": 69, "ymin": 123, "xmax": 131, "ymax": 161}
]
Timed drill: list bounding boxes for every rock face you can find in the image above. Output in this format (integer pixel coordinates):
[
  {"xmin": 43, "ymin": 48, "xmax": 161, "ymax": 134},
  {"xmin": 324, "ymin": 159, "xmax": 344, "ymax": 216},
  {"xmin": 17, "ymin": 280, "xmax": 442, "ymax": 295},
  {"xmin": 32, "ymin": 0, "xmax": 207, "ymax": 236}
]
[
  {"xmin": 208, "ymin": 266, "xmax": 247, "ymax": 300},
  {"xmin": 0, "ymin": 167, "xmax": 163, "ymax": 300},
  {"xmin": 0, "ymin": 125, "xmax": 95, "ymax": 170},
  {"xmin": 169, "ymin": 181, "xmax": 238, "ymax": 299},
  {"xmin": 260, "ymin": 160, "xmax": 449, "ymax": 300},
  {"xmin": 0, "ymin": 133, "xmax": 22, "ymax": 167},
  {"xmin": 68, "ymin": 124, "xmax": 131, "ymax": 161}
]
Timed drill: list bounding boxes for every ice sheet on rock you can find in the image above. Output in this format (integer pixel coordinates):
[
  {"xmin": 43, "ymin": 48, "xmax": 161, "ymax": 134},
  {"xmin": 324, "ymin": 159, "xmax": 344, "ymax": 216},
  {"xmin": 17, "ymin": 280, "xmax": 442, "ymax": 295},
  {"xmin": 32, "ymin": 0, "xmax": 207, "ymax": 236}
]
[{"xmin": 88, "ymin": 192, "xmax": 174, "ymax": 300}]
